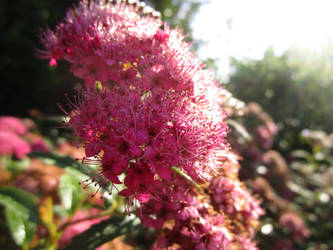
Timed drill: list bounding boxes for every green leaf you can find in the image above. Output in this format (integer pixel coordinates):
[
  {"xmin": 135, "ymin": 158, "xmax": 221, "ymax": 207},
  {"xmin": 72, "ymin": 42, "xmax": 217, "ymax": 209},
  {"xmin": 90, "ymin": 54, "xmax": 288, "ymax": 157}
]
[
  {"xmin": 0, "ymin": 186, "xmax": 38, "ymax": 222},
  {"xmin": 7, "ymin": 157, "xmax": 31, "ymax": 173},
  {"xmin": 29, "ymin": 151, "xmax": 96, "ymax": 174},
  {"xmin": 4, "ymin": 209, "xmax": 26, "ymax": 245},
  {"xmin": 59, "ymin": 174, "xmax": 82, "ymax": 215},
  {"xmin": 4, "ymin": 209, "xmax": 36, "ymax": 247},
  {"xmin": 0, "ymin": 155, "xmax": 30, "ymax": 174},
  {"xmin": 287, "ymin": 181, "xmax": 313, "ymax": 199},
  {"xmin": 291, "ymin": 150, "xmax": 313, "ymax": 159},
  {"xmin": 0, "ymin": 187, "xmax": 38, "ymax": 246},
  {"xmin": 63, "ymin": 216, "xmax": 145, "ymax": 250},
  {"xmin": 0, "ymin": 193, "xmax": 28, "ymax": 219},
  {"xmin": 65, "ymin": 167, "xmax": 90, "ymax": 183}
]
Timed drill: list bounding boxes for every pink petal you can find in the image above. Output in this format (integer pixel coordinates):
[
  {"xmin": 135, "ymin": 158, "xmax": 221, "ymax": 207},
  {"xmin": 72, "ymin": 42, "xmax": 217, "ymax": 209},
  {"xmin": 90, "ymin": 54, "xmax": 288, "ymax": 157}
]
[
  {"xmin": 157, "ymin": 167, "xmax": 171, "ymax": 180},
  {"xmin": 129, "ymin": 144, "xmax": 143, "ymax": 158},
  {"xmin": 118, "ymin": 188, "xmax": 131, "ymax": 197},
  {"xmin": 103, "ymin": 170, "xmax": 122, "ymax": 184},
  {"xmin": 112, "ymin": 158, "xmax": 128, "ymax": 175},
  {"xmin": 136, "ymin": 192, "xmax": 150, "ymax": 203},
  {"xmin": 49, "ymin": 57, "xmax": 58, "ymax": 66},
  {"xmin": 135, "ymin": 128, "xmax": 149, "ymax": 145}
]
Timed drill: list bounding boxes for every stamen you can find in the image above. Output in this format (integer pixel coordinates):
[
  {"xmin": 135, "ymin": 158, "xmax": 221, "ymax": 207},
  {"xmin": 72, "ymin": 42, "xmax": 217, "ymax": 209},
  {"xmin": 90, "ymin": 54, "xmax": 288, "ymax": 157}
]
[
  {"xmin": 82, "ymin": 157, "xmax": 101, "ymax": 165},
  {"xmin": 78, "ymin": 168, "xmax": 114, "ymax": 198}
]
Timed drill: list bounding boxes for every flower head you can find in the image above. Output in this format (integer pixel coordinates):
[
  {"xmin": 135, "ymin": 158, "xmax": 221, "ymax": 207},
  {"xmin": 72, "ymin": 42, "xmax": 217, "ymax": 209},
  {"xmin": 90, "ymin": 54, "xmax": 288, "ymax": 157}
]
[
  {"xmin": 0, "ymin": 116, "xmax": 27, "ymax": 135},
  {"xmin": 0, "ymin": 131, "xmax": 31, "ymax": 159},
  {"xmin": 280, "ymin": 212, "xmax": 310, "ymax": 241},
  {"xmin": 40, "ymin": 1, "xmax": 263, "ymax": 248}
]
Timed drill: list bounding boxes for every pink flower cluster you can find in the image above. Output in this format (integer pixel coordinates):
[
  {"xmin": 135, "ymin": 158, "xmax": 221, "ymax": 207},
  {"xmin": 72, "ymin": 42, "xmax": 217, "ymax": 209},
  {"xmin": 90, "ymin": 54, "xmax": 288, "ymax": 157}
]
[
  {"xmin": 0, "ymin": 116, "xmax": 50, "ymax": 159},
  {"xmin": 279, "ymin": 212, "xmax": 310, "ymax": 241},
  {"xmin": 0, "ymin": 116, "xmax": 27, "ymax": 135},
  {"xmin": 140, "ymin": 178, "xmax": 232, "ymax": 249},
  {"xmin": 40, "ymin": 0, "xmax": 263, "ymax": 248},
  {"xmin": 40, "ymin": 0, "xmax": 227, "ymax": 201},
  {"xmin": 0, "ymin": 117, "xmax": 31, "ymax": 159}
]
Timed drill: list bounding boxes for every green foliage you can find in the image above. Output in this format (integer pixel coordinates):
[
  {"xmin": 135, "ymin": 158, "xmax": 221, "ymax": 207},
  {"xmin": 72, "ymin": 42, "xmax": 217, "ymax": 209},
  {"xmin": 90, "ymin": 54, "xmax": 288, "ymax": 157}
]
[
  {"xmin": 0, "ymin": 156, "xmax": 30, "ymax": 176},
  {"xmin": 0, "ymin": 186, "xmax": 38, "ymax": 222},
  {"xmin": 287, "ymin": 130, "xmax": 333, "ymax": 248},
  {"xmin": 59, "ymin": 174, "xmax": 83, "ymax": 216},
  {"xmin": 4, "ymin": 209, "xmax": 36, "ymax": 249},
  {"xmin": 62, "ymin": 216, "xmax": 147, "ymax": 250},
  {"xmin": 30, "ymin": 151, "xmax": 96, "ymax": 174},
  {"xmin": 228, "ymin": 48, "xmax": 333, "ymax": 153},
  {"xmin": 0, "ymin": 187, "xmax": 38, "ymax": 248},
  {"xmin": 6, "ymin": 157, "xmax": 31, "ymax": 174}
]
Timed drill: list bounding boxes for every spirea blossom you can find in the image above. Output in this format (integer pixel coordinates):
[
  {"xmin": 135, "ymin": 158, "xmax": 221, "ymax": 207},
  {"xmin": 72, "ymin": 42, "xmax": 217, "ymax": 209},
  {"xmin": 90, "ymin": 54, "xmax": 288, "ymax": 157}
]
[
  {"xmin": 140, "ymin": 177, "xmax": 233, "ymax": 249},
  {"xmin": 0, "ymin": 131, "xmax": 31, "ymax": 159},
  {"xmin": 209, "ymin": 177, "xmax": 264, "ymax": 237},
  {"xmin": 0, "ymin": 116, "xmax": 50, "ymax": 158},
  {"xmin": 279, "ymin": 212, "xmax": 310, "ymax": 241},
  {"xmin": 39, "ymin": 0, "xmax": 263, "ymax": 248},
  {"xmin": 0, "ymin": 116, "xmax": 30, "ymax": 158},
  {"xmin": 140, "ymin": 153, "xmax": 263, "ymax": 249},
  {"xmin": 40, "ymin": 0, "xmax": 227, "ymax": 200},
  {"xmin": 0, "ymin": 116, "xmax": 27, "ymax": 135}
]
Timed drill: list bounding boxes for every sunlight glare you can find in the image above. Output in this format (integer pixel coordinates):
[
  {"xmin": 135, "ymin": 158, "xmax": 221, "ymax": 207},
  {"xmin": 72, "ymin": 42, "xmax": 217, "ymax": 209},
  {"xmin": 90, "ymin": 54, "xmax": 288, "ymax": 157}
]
[{"xmin": 192, "ymin": 0, "xmax": 333, "ymax": 80}]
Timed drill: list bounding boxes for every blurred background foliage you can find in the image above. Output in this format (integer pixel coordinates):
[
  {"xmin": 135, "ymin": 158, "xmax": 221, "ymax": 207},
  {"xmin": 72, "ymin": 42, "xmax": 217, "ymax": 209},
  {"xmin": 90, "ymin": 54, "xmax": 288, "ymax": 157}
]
[
  {"xmin": 227, "ymin": 48, "xmax": 333, "ymax": 155},
  {"xmin": 1, "ymin": 0, "xmax": 333, "ymax": 249}
]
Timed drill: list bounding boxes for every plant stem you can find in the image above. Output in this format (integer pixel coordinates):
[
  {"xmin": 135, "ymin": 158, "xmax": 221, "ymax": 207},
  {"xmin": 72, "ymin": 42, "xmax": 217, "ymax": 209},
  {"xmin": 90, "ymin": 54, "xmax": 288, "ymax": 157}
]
[{"xmin": 171, "ymin": 166, "xmax": 204, "ymax": 193}]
